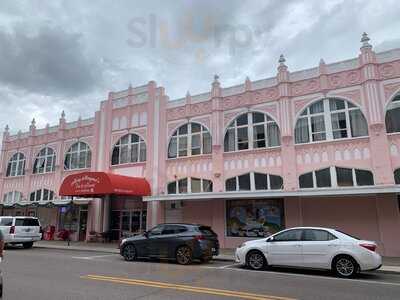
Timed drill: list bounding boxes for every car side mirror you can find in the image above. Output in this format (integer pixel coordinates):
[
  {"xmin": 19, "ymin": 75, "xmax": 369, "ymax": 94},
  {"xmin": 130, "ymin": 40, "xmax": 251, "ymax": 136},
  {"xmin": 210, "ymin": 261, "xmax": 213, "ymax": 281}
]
[
  {"xmin": 143, "ymin": 231, "xmax": 149, "ymax": 238},
  {"xmin": 267, "ymin": 236, "xmax": 274, "ymax": 242}
]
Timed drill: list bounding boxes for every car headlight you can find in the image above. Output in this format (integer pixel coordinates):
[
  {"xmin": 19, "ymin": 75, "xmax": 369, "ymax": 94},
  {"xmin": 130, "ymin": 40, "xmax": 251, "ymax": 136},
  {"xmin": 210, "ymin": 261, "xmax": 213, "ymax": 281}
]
[
  {"xmin": 120, "ymin": 238, "xmax": 127, "ymax": 246},
  {"xmin": 238, "ymin": 242, "xmax": 247, "ymax": 248}
]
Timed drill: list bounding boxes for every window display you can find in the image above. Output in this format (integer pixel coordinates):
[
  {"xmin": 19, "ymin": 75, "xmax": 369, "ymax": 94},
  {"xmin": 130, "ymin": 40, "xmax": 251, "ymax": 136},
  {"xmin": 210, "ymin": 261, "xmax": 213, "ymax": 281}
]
[{"xmin": 226, "ymin": 199, "xmax": 284, "ymax": 237}]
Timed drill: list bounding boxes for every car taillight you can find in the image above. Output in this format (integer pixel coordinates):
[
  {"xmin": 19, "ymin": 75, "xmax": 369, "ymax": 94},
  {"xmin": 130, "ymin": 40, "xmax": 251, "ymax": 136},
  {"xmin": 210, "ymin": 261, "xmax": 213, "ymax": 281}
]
[
  {"xmin": 360, "ymin": 243, "xmax": 376, "ymax": 252},
  {"xmin": 195, "ymin": 235, "xmax": 205, "ymax": 241},
  {"xmin": 9, "ymin": 226, "xmax": 15, "ymax": 234}
]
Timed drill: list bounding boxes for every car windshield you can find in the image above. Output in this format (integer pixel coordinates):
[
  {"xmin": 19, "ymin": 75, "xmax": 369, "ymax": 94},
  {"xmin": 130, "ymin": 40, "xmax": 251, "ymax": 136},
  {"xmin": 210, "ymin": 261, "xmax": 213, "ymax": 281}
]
[
  {"xmin": 0, "ymin": 218, "xmax": 13, "ymax": 226},
  {"xmin": 334, "ymin": 229, "xmax": 360, "ymax": 240}
]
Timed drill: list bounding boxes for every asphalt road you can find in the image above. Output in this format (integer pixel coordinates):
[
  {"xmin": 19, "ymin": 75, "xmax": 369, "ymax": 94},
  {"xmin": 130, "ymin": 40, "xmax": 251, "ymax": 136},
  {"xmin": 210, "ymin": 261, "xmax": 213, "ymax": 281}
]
[{"xmin": 1, "ymin": 247, "xmax": 400, "ymax": 300}]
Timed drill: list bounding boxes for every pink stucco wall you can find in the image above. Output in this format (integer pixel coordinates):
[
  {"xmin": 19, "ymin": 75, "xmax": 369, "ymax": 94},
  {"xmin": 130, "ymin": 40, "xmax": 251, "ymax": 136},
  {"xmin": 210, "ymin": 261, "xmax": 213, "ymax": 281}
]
[{"xmin": 0, "ymin": 35, "xmax": 400, "ymax": 255}]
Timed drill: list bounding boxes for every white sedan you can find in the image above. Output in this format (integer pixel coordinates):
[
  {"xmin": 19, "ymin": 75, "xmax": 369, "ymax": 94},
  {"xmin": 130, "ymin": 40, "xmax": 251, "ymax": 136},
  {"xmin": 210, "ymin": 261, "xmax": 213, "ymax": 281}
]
[{"xmin": 235, "ymin": 227, "xmax": 382, "ymax": 278}]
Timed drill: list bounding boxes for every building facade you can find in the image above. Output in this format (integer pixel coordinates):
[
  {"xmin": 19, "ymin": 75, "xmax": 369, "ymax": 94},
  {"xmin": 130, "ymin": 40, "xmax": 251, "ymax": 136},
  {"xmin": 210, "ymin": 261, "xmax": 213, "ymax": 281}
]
[{"xmin": 1, "ymin": 34, "xmax": 400, "ymax": 255}]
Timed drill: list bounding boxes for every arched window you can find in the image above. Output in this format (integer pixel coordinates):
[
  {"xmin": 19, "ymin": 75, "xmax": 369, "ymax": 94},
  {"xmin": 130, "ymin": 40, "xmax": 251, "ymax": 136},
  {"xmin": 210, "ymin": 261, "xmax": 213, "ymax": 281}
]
[
  {"xmin": 224, "ymin": 112, "xmax": 280, "ymax": 152},
  {"xmin": 295, "ymin": 98, "xmax": 368, "ymax": 144},
  {"xmin": 386, "ymin": 93, "xmax": 400, "ymax": 133},
  {"xmin": 64, "ymin": 142, "xmax": 92, "ymax": 170},
  {"xmin": 6, "ymin": 152, "xmax": 26, "ymax": 177},
  {"xmin": 168, "ymin": 123, "xmax": 211, "ymax": 158},
  {"xmin": 167, "ymin": 177, "xmax": 213, "ymax": 194},
  {"xmin": 394, "ymin": 168, "xmax": 400, "ymax": 184},
  {"xmin": 30, "ymin": 189, "xmax": 55, "ymax": 202},
  {"xmin": 33, "ymin": 147, "xmax": 56, "ymax": 174},
  {"xmin": 3, "ymin": 191, "xmax": 23, "ymax": 204},
  {"xmin": 299, "ymin": 166, "xmax": 374, "ymax": 188},
  {"xmin": 111, "ymin": 134, "xmax": 146, "ymax": 165},
  {"xmin": 225, "ymin": 172, "xmax": 283, "ymax": 191}
]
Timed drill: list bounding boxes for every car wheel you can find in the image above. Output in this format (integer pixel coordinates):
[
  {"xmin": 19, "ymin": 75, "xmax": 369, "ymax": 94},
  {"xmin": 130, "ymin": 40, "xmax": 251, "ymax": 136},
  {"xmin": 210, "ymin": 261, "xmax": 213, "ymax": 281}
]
[
  {"xmin": 22, "ymin": 242, "xmax": 33, "ymax": 249},
  {"xmin": 176, "ymin": 246, "xmax": 193, "ymax": 265},
  {"xmin": 122, "ymin": 244, "xmax": 137, "ymax": 261},
  {"xmin": 333, "ymin": 255, "xmax": 358, "ymax": 278},
  {"xmin": 246, "ymin": 250, "xmax": 266, "ymax": 270}
]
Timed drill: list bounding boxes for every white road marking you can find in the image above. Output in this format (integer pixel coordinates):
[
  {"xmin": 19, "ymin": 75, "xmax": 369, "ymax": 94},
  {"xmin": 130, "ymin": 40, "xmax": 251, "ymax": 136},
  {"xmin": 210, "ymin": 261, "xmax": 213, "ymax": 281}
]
[
  {"xmin": 72, "ymin": 254, "xmax": 118, "ymax": 260},
  {"xmin": 199, "ymin": 264, "xmax": 400, "ymax": 287}
]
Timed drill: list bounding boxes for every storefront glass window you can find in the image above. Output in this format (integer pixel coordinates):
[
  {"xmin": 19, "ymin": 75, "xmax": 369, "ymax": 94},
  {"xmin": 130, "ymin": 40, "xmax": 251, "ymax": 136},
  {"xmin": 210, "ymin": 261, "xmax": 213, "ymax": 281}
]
[
  {"xmin": 58, "ymin": 205, "xmax": 79, "ymax": 231},
  {"xmin": 226, "ymin": 199, "xmax": 284, "ymax": 237},
  {"xmin": 395, "ymin": 169, "xmax": 400, "ymax": 185}
]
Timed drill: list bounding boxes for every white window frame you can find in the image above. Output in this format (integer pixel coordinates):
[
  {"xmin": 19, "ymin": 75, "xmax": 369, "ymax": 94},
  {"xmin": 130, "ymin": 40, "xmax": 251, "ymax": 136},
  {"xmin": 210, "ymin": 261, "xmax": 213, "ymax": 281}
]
[
  {"xmin": 33, "ymin": 147, "xmax": 56, "ymax": 174},
  {"xmin": 168, "ymin": 123, "xmax": 212, "ymax": 159},
  {"xmin": 3, "ymin": 191, "xmax": 23, "ymax": 204},
  {"xmin": 295, "ymin": 98, "xmax": 367, "ymax": 144},
  {"xmin": 30, "ymin": 189, "xmax": 55, "ymax": 202},
  {"xmin": 6, "ymin": 152, "xmax": 26, "ymax": 177},
  {"xmin": 111, "ymin": 134, "xmax": 146, "ymax": 165},
  {"xmin": 299, "ymin": 166, "xmax": 374, "ymax": 189},
  {"xmin": 64, "ymin": 142, "xmax": 92, "ymax": 170},
  {"xmin": 167, "ymin": 177, "xmax": 213, "ymax": 194},
  {"xmin": 225, "ymin": 172, "xmax": 283, "ymax": 191},
  {"xmin": 224, "ymin": 112, "xmax": 280, "ymax": 152}
]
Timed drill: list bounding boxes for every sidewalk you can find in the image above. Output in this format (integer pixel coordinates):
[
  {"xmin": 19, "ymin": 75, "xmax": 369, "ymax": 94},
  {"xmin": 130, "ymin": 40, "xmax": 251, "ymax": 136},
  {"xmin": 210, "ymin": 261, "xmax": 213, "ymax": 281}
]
[{"xmin": 34, "ymin": 240, "xmax": 400, "ymax": 273}]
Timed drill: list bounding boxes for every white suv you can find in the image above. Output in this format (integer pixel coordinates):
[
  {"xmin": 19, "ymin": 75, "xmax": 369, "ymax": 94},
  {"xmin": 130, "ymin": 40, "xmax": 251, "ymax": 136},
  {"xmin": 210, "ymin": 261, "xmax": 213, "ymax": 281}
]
[{"xmin": 0, "ymin": 216, "xmax": 42, "ymax": 248}]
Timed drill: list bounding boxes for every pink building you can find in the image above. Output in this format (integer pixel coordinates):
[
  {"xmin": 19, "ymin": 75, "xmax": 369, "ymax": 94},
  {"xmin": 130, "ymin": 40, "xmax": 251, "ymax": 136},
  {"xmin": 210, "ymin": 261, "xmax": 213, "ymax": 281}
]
[{"xmin": 1, "ymin": 33, "xmax": 400, "ymax": 256}]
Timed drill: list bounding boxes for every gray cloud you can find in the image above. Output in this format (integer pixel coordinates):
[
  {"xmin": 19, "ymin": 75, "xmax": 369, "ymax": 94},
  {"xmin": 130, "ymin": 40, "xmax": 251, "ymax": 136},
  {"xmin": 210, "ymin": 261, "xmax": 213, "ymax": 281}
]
[
  {"xmin": 0, "ymin": 0, "xmax": 399, "ymax": 139},
  {"xmin": 0, "ymin": 24, "xmax": 103, "ymax": 96}
]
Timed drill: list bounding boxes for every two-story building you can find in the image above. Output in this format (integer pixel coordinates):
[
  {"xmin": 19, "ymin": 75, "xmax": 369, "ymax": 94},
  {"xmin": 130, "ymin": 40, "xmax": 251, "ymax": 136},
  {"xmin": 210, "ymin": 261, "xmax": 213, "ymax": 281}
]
[{"xmin": 1, "ymin": 33, "xmax": 400, "ymax": 256}]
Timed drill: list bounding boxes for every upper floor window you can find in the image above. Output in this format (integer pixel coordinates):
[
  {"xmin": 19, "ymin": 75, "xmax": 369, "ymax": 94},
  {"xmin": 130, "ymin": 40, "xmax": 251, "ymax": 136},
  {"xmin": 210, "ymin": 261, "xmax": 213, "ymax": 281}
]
[
  {"xmin": 299, "ymin": 166, "xmax": 374, "ymax": 189},
  {"xmin": 295, "ymin": 99, "xmax": 368, "ymax": 144},
  {"xmin": 30, "ymin": 188, "xmax": 55, "ymax": 202},
  {"xmin": 112, "ymin": 134, "xmax": 146, "ymax": 165},
  {"xmin": 64, "ymin": 142, "xmax": 92, "ymax": 170},
  {"xmin": 6, "ymin": 152, "xmax": 26, "ymax": 177},
  {"xmin": 394, "ymin": 168, "xmax": 400, "ymax": 184},
  {"xmin": 167, "ymin": 177, "xmax": 213, "ymax": 194},
  {"xmin": 224, "ymin": 112, "xmax": 280, "ymax": 152},
  {"xmin": 3, "ymin": 191, "xmax": 23, "ymax": 204},
  {"xmin": 33, "ymin": 147, "xmax": 56, "ymax": 174},
  {"xmin": 225, "ymin": 172, "xmax": 283, "ymax": 191},
  {"xmin": 386, "ymin": 93, "xmax": 400, "ymax": 133},
  {"xmin": 168, "ymin": 123, "xmax": 211, "ymax": 159}
]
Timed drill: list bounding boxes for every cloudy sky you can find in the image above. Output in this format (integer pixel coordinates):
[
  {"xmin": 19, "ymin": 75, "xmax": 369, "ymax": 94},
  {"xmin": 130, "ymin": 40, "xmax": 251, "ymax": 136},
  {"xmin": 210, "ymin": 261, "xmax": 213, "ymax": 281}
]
[{"xmin": 0, "ymin": 0, "xmax": 399, "ymax": 137}]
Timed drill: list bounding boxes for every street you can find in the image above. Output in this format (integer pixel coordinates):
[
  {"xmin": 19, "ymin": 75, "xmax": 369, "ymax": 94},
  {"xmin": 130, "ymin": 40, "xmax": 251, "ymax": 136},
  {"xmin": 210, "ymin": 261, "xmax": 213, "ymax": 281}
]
[{"xmin": 0, "ymin": 247, "xmax": 399, "ymax": 300}]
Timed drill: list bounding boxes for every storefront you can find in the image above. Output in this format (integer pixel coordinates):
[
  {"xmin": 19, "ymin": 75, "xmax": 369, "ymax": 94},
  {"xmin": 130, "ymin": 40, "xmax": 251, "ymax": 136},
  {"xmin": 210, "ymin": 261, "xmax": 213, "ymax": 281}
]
[{"xmin": 59, "ymin": 171, "xmax": 151, "ymax": 242}]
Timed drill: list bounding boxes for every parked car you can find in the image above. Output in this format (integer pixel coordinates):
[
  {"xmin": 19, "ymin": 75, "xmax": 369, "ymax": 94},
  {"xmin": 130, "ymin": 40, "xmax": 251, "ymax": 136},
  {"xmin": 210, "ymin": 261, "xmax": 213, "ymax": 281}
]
[
  {"xmin": 120, "ymin": 223, "xmax": 219, "ymax": 265},
  {"xmin": 0, "ymin": 216, "xmax": 42, "ymax": 248},
  {"xmin": 235, "ymin": 227, "xmax": 382, "ymax": 278}
]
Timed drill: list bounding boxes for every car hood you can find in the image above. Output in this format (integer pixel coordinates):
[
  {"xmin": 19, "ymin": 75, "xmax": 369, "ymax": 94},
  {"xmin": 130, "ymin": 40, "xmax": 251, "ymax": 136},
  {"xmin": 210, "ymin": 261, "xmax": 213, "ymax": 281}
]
[{"xmin": 124, "ymin": 234, "xmax": 148, "ymax": 242}]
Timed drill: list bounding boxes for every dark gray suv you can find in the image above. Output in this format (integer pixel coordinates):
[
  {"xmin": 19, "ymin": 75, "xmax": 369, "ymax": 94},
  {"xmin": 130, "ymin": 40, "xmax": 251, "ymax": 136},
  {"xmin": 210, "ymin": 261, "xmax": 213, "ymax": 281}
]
[{"xmin": 120, "ymin": 223, "xmax": 219, "ymax": 265}]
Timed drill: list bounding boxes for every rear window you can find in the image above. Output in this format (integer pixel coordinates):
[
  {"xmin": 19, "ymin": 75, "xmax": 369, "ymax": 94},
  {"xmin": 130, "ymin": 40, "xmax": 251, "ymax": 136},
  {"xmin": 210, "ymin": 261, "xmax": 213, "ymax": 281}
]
[
  {"xmin": 334, "ymin": 230, "xmax": 360, "ymax": 240},
  {"xmin": 0, "ymin": 218, "xmax": 13, "ymax": 226},
  {"xmin": 198, "ymin": 226, "xmax": 216, "ymax": 236},
  {"xmin": 15, "ymin": 218, "xmax": 40, "ymax": 226}
]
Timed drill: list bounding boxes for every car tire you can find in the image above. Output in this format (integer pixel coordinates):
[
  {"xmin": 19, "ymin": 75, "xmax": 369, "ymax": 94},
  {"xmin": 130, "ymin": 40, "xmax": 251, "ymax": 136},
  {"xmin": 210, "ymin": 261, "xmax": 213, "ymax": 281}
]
[
  {"xmin": 22, "ymin": 242, "xmax": 34, "ymax": 249},
  {"xmin": 246, "ymin": 250, "xmax": 267, "ymax": 270},
  {"xmin": 122, "ymin": 244, "xmax": 137, "ymax": 262},
  {"xmin": 176, "ymin": 246, "xmax": 193, "ymax": 265},
  {"xmin": 332, "ymin": 255, "xmax": 359, "ymax": 278}
]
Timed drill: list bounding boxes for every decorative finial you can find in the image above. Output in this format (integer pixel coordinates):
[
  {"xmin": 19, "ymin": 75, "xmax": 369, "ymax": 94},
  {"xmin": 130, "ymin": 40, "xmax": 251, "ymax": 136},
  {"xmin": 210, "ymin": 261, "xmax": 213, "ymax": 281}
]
[
  {"xmin": 361, "ymin": 32, "xmax": 372, "ymax": 48},
  {"xmin": 31, "ymin": 118, "xmax": 36, "ymax": 126},
  {"xmin": 61, "ymin": 110, "xmax": 66, "ymax": 119},
  {"xmin": 186, "ymin": 90, "xmax": 191, "ymax": 97},
  {"xmin": 214, "ymin": 74, "xmax": 219, "ymax": 82},
  {"xmin": 46, "ymin": 123, "xmax": 50, "ymax": 128},
  {"xmin": 245, "ymin": 76, "xmax": 252, "ymax": 91},
  {"xmin": 5, "ymin": 124, "xmax": 9, "ymax": 132},
  {"xmin": 78, "ymin": 115, "xmax": 82, "ymax": 121},
  {"xmin": 319, "ymin": 58, "xmax": 326, "ymax": 65},
  {"xmin": 278, "ymin": 54, "xmax": 286, "ymax": 66}
]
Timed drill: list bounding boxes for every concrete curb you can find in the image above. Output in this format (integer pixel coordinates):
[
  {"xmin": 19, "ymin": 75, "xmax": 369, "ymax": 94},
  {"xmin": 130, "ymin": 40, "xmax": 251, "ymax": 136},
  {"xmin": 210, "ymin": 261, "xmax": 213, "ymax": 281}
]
[{"xmin": 33, "ymin": 245, "xmax": 400, "ymax": 274}]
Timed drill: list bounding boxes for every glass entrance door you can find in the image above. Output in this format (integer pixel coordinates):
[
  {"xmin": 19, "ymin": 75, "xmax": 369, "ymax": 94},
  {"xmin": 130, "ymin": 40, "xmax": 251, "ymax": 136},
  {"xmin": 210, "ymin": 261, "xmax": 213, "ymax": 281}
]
[{"xmin": 110, "ymin": 209, "xmax": 147, "ymax": 241}]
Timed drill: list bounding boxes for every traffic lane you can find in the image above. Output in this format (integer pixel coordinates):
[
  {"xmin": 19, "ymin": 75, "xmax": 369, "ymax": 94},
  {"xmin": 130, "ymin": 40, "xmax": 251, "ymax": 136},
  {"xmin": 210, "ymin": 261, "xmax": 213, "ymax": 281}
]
[{"xmin": 2, "ymin": 248, "xmax": 400, "ymax": 300}]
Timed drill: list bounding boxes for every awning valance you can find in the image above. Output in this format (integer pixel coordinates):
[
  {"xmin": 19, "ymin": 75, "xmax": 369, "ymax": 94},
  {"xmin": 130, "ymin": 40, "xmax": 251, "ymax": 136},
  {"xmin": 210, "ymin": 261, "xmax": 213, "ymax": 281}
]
[{"xmin": 59, "ymin": 172, "xmax": 151, "ymax": 198}]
